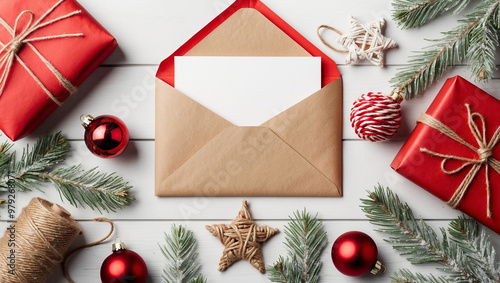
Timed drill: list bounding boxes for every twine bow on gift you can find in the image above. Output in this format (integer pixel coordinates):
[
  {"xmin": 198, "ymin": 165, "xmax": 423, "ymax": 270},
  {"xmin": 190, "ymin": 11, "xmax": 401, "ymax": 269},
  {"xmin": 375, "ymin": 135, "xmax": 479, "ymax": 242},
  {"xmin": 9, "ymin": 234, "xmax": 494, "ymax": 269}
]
[
  {"xmin": 418, "ymin": 104, "xmax": 500, "ymax": 218},
  {"xmin": 0, "ymin": 0, "xmax": 83, "ymax": 106}
]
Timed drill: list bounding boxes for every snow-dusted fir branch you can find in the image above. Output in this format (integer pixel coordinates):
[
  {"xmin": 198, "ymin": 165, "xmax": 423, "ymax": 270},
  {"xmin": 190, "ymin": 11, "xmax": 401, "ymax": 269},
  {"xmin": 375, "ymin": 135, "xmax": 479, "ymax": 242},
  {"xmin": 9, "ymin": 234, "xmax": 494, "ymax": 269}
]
[
  {"xmin": 361, "ymin": 185, "xmax": 455, "ymax": 267},
  {"xmin": 267, "ymin": 210, "xmax": 327, "ymax": 283},
  {"xmin": 390, "ymin": 0, "xmax": 500, "ymax": 99},
  {"xmin": 160, "ymin": 225, "xmax": 206, "ymax": 283},
  {"xmin": 38, "ymin": 165, "xmax": 133, "ymax": 213},
  {"xmin": 15, "ymin": 131, "xmax": 70, "ymax": 179},
  {"xmin": 448, "ymin": 216, "xmax": 500, "ymax": 281},
  {"xmin": 391, "ymin": 268, "xmax": 450, "ymax": 283},
  {"xmin": 0, "ymin": 132, "xmax": 134, "ymax": 212},
  {"xmin": 0, "ymin": 139, "xmax": 13, "ymax": 190},
  {"xmin": 389, "ymin": 20, "xmax": 472, "ymax": 99},
  {"xmin": 466, "ymin": 0, "xmax": 500, "ymax": 81},
  {"xmin": 361, "ymin": 185, "xmax": 500, "ymax": 283},
  {"xmin": 392, "ymin": 0, "xmax": 471, "ymax": 29}
]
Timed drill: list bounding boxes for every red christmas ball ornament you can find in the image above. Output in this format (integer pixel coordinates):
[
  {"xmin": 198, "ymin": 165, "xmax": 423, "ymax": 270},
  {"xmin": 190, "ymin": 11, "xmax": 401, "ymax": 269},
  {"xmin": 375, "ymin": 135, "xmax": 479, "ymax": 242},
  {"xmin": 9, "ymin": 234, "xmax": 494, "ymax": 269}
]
[
  {"xmin": 331, "ymin": 231, "xmax": 385, "ymax": 276},
  {"xmin": 81, "ymin": 115, "xmax": 129, "ymax": 158},
  {"xmin": 100, "ymin": 240, "xmax": 148, "ymax": 283},
  {"xmin": 350, "ymin": 91, "xmax": 403, "ymax": 142}
]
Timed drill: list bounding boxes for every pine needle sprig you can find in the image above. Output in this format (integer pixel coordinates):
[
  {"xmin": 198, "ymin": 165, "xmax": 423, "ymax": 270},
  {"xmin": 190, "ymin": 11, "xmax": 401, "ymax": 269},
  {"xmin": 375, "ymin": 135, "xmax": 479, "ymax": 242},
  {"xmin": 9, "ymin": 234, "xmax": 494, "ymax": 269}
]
[
  {"xmin": 36, "ymin": 166, "xmax": 134, "ymax": 213},
  {"xmin": 390, "ymin": 0, "xmax": 500, "ymax": 99},
  {"xmin": 11, "ymin": 132, "xmax": 70, "ymax": 192},
  {"xmin": 392, "ymin": 0, "xmax": 471, "ymax": 29},
  {"xmin": 16, "ymin": 132, "xmax": 69, "ymax": 175},
  {"xmin": 361, "ymin": 185, "xmax": 452, "ymax": 265},
  {"xmin": 389, "ymin": 18, "xmax": 475, "ymax": 99},
  {"xmin": 466, "ymin": 0, "xmax": 500, "ymax": 81},
  {"xmin": 267, "ymin": 209, "xmax": 327, "ymax": 283},
  {"xmin": 0, "ymin": 139, "xmax": 13, "ymax": 164},
  {"xmin": 160, "ymin": 225, "xmax": 206, "ymax": 283},
  {"xmin": 267, "ymin": 256, "xmax": 302, "ymax": 283},
  {"xmin": 361, "ymin": 184, "xmax": 500, "ymax": 283},
  {"xmin": 0, "ymin": 140, "xmax": 13, "ymax": 188},
  {"xmin": 448, "ymin": 216, "xmax": 500, "ymax": 281},
  {"xmin": 0, "ymin": 133, "xmax": 134, "ymax": 212},
  {"xmin": 391, "ymin": 268, "xmax": 450, "ymax": 283}
]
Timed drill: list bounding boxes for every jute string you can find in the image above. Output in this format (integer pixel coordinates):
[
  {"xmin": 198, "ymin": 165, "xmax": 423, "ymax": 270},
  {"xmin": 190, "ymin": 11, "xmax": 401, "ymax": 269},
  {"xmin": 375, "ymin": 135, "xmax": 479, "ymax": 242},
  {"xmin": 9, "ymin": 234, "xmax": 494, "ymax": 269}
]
[
  {"xmin": 418, "ymin": 104, "xmax": 500, "ymax": 218},
  {"xmin": 62, "ymin": 217, "xmax": 114, "ymax": 283},
  {"xmin": 0, "ymin": 0, "xmax": 83, "ymax": 105},
  {"xmin": 0, "ymin": 198, "xmax": 81, "ymax": 283},
  {"xmin": 316, "ymin": 25, "xmax": 349, "ymax": 54}
]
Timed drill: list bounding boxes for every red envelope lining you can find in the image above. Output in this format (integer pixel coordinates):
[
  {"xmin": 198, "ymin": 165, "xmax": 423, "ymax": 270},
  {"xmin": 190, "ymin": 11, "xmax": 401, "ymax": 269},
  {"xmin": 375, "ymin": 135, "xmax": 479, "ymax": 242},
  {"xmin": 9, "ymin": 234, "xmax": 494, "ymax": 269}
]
[{"xmin": 156, "ymin": 0, "xmax": 340, "ymax": 88}]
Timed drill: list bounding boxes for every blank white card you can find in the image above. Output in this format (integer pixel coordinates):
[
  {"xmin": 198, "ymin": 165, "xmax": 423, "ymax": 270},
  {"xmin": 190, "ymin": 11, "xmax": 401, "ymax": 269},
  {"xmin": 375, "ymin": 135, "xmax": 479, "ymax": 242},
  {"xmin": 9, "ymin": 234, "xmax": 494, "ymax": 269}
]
[{"xmin": 174, "ymin": 56, "xmax": 321, "ymax": 126}]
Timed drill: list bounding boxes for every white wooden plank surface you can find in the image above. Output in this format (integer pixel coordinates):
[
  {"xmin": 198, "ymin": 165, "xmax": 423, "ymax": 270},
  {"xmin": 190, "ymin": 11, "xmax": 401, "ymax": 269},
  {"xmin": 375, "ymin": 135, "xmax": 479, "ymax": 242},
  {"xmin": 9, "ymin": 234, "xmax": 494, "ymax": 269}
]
[
  {"xmin": 0, "ymin": 140, "xmax": 465, "ymax": 221},
  {"xmin": 0, "ymin": 0, "xmax": 499, "ymax": 282},
  {"xmin": 31, "ymin": 65, "xmax": 500, "ymax": 141},
  {"xmin": 82, "ymin": 0, "xmax": 482, "ymax": 66},
  {"xmin": 41, "ymin": 220, "xmax": 500, "ymax": 283}
]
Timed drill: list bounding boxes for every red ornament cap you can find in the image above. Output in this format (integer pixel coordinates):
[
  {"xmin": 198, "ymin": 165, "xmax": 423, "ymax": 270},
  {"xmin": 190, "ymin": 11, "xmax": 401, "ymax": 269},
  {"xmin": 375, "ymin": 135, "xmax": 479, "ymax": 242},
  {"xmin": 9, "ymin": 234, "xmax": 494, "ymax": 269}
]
[{"xmin": 331, "ymin": 231, "xmax": 385, "ymax": 276}]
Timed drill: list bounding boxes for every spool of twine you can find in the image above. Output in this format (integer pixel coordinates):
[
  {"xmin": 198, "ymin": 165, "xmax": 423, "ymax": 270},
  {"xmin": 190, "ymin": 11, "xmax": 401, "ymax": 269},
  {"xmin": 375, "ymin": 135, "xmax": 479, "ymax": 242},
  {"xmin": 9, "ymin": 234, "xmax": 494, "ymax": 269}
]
[{"xmin": 0, "ymin": 197, "xmax": 81, "ymax": 283}]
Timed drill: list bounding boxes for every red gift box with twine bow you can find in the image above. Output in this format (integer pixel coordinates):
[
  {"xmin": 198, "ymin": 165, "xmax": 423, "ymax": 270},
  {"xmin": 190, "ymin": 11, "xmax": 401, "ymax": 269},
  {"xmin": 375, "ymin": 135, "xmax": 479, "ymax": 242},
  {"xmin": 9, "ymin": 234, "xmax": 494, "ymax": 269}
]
[
  {"xmin": 391, "ymin": 76, "xmax": 500, "ymax": 235},
  {"xmin": 0, "ymin": 0, "xmax": 116, "ymax": 140}
]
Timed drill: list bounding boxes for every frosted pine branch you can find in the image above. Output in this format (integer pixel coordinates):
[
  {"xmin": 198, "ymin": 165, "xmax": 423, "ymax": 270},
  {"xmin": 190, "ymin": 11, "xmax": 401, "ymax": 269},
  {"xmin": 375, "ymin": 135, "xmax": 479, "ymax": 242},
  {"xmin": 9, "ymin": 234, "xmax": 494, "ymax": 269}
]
[
  {"xmin": 391, "ymin": 268, "xmax": 450, "ymax": 283},
  {"xmin": 392, "ymin": 0, "xmax": 471, "ymax": 29},
  {"xmin": 466, "ymin": 0, "xmax": 500, "ymax": 80},
  {"xmin": 0, "ymin": 133, "xmax": 134, "ymax": 212},
  {"xmin": 448, "ymin": 216, "xmax": 500, "ymax": 281},
  {"xmin": 267, "ymin": 210, "xmax": 327, "ymax": 283},
  {"xmin": 389, "ymin": 18, "xmax": 475, "ymax": 99},
  {"xmin": 35, "ymin": 166, "xmax": 133, "ymax": 213},
  {"xmin": 390, "ymin": 0, "xmax": 500, "ymax": 99},
  {"xmin": 160, "ymin": 225, "xmax": 206, "ymax": 283},
  {"xmin": 361, "ymin": 185, "xmax": 500, "ymax": 283}
]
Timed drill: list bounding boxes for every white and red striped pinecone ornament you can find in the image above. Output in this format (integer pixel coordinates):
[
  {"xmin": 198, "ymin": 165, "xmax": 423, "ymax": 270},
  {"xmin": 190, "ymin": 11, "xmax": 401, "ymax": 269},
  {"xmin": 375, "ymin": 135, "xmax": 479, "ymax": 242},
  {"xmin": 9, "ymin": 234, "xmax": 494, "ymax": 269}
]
[{"xmin": 350, "ymin": 92, "xmax": 402, "ymax": 142}]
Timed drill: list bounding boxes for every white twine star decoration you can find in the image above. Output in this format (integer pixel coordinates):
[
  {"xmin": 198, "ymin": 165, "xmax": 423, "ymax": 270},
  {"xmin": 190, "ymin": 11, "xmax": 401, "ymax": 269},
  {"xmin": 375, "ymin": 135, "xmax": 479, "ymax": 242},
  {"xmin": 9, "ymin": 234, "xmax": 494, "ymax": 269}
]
[{"xmin": 336, "ymin": 16, "xmax": 397, "ymax": 67}]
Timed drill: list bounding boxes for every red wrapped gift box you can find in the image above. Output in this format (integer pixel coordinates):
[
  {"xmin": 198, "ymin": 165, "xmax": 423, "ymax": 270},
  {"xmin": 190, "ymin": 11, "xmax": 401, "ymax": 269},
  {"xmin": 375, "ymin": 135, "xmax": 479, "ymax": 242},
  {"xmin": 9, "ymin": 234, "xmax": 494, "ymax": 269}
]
[
  {"xmin": 0, "ymin": 0, "xmax": 117, "ymax": 140},
  {"xmin": 391, "ymin": 76, "xmax": 500, "ymax": 235}
]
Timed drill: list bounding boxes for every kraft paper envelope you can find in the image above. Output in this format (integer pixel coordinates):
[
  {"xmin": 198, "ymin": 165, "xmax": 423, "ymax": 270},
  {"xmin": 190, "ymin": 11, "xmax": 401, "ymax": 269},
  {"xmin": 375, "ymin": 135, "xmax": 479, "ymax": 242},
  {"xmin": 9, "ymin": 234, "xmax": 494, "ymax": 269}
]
[{"xmin": 155, "ymin": 0, "xmax": 342, "ymax": 196}]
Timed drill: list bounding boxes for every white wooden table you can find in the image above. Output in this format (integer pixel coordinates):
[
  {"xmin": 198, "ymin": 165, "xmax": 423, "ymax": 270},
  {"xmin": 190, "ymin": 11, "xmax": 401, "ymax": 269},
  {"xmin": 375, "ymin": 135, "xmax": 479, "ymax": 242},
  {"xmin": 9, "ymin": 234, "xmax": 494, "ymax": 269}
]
[{"xmin": 1, "ymin": 0, "xmax": 499, "ymax": 282}]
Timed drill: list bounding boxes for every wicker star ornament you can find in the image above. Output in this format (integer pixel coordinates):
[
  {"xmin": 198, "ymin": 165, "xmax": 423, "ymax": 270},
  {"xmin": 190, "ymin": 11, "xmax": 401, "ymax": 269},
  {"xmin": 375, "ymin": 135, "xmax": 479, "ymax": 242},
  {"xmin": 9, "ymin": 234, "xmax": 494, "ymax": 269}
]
[
  {"xmin": 338, "ymin": 16, "xmax": 397, "ymax": 66},
  {"xmin": 318, "ymin": 16, "xmax": 397, "ymax": 67},
  {"xmin": 206, "ymin": 200, "xmax": 279, "ymax": 273}
]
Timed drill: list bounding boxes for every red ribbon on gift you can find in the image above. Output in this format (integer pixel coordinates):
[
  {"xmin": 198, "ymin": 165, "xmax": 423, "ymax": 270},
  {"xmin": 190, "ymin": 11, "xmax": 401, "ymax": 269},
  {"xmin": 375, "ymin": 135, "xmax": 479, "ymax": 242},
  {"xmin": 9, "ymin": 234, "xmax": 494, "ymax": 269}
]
[
  {"xmin": 0, "ymin": 0, "xmax": 83, "ymax": 105},
  {"xmin": 418, "ymin": 104, "xmax": 500, "ymax": 218}
]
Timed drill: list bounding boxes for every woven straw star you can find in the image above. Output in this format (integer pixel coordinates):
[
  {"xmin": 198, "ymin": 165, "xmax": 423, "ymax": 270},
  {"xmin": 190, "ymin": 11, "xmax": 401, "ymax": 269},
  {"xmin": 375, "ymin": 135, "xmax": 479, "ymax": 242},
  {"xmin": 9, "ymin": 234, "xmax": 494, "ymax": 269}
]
[
  {"xmin": 337, "ymin": 16, "xmax": 397, "ymax": 67},
  {"xmin": 206, "ymin": 200, "xmax": 279, "ymax": 273}
]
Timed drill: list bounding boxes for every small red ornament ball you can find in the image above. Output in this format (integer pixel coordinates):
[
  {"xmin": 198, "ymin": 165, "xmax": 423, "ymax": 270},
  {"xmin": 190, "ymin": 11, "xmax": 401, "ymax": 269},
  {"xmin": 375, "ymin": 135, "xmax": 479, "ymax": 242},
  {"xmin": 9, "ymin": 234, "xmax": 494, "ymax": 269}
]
[
  {"xmin": 100, "ymin": 241, "xmax": 147, "ymax": 283},
  {"xmin": 81, "ymin": 115, "xmax": 129, "ymax": 158},
  {"xmin": 331, "ymin": 231, "xmax": 380, "ymax": 276}
]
